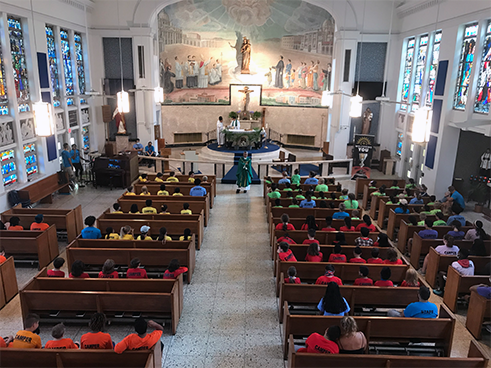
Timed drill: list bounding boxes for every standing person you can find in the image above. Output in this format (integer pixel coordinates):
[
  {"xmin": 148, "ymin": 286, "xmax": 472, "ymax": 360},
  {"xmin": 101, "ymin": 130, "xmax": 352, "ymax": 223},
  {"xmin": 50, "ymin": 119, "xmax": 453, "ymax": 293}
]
[
  {"xmin": 114, "ymin": 318, "xmax": 163, "ymax": 353},
  {"xmin": 236, "ymin": 151, "xmax": 252, "ymax": 194},
  {"xmin": 61, "ymin": 143, "xmax": 76, "ymax": 187},
  {"xmin": 174, "ymin": 56, "xmax": 183, "ymax": 89},
  {"xmin": 217, "ymin": 116, "xmax": 225, "ymax": 147},
  {"xmin": 70, "ymin": 144, "xmax": 86, "ymax": 187},
  {"xmin": 10, "ymin": 314, "xmax": 41, "ymax": 348},
  {"xmin": 273, "ymin": 55, "xmax": 285, "ymax": 88}
]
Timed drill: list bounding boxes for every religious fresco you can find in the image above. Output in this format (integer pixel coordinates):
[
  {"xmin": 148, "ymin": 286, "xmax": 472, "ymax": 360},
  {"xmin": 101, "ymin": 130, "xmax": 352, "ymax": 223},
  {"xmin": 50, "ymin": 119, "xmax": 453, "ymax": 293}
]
[{"xmin": 158, "ymin": 0, "xmax": 334, "ymax": 108}]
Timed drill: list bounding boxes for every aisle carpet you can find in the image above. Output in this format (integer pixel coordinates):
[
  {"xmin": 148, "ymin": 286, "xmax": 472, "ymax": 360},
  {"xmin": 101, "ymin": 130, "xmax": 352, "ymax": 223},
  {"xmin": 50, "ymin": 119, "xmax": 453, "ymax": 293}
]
[{"xmin": 222, "ymin": 153, "xmax": 261, "ymax": 184}]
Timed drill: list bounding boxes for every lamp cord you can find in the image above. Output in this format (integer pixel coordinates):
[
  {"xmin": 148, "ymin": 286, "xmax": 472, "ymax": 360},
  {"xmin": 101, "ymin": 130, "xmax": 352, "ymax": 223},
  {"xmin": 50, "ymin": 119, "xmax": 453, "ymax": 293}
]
[{"xmin": 356, "ymin": 0, "xmax": 367, "ymax": 96}]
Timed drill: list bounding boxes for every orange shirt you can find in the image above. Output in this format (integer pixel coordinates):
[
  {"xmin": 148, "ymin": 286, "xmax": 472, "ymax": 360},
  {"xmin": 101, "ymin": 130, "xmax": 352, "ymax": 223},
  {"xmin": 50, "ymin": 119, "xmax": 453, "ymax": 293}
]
[
  {"xmin": 114, "ymin": 330, "xmax": 162, "ymax": 354},
  {"xmin": 80, "ymin": 332, "xmax": 113, "ymax": 349},
  {"xmin": 0, "ymin": 255, "xmax": 6, "ymax": 264},
  {"xmin": 0, "ymin": 338, "xmax": 7, "ymax": 347},
  {"xmin": 8, "ymin": 225, "xmax": 23, "ymax": 231},
  {"xmin": 10, "ymin": 330, "xmax": 41, "ymax": 349},
  {"xmin": 45, "ymin": 338, "xmax": 78, "ymax": 349},
  {"xmin": 30, "ymin": 222, "xmax": 50, "ymax": 231}
]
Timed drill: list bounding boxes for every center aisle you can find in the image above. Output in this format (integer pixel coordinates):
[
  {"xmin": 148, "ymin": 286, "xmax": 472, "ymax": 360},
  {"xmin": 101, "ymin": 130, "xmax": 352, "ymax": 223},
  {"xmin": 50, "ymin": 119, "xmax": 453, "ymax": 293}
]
[{"xmin": 163, "ymin": 184, "xmax": 284, "ymax": 368}]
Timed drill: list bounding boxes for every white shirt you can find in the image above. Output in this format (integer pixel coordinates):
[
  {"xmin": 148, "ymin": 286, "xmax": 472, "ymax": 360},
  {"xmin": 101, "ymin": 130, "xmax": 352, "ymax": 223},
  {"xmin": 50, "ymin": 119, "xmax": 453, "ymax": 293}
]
[
  {"xmin": 217, "ymin": 120, "xmax": 223, "ymax": 131},
  {"xmin": 230, "ymin": 119, "xmax": 240, "ymax": 129},
  {"xmin": 452, "ymin": 260, "xmax": 475, "ymax": 276},
  {"xmin": 435, "ymin": 245, "xmax": 460, "ymax": 256}
]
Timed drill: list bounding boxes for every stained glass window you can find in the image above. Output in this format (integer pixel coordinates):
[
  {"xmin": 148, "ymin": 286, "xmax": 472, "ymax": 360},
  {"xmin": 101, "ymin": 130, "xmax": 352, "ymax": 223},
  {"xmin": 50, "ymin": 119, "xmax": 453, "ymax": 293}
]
[
  {"xmin": 74, "ymin": 33, "xmax": 86, "ymax": 95},
  {"xmin": 411, "ymin": 35, "xmax": 428, "ymax": 111},
  {"xmin": 474, "ymin": 22, "xmax": 491, "ymax": 114},
  {"xmin": 24, "ymin": 143, "xmax": 37, "ymax": 177},
  {"xmin": 45, "ymin": 25, "xmax": 61, "ymax": 108},
  {"xmin": 1, "ymin": 149, "xmax": 16, "ymax": 186},
  {"xmin": 400, "ymin": 38, "xmax": 415, "ymax": 110},
  {"xmin": 426, "ymin": 31, "xmax": 442, "ymax": 106},
  {"xmin": 82, "ymin": 126, "xmax": 90, "ymax": 153},
  {"xmin": 0, "ymin": 40, "xmax": 8, "ymax": 116},
  {"xmin": 454, "ymin": 24, "xmax": 478, "ymax": 110},
  {"xmin": 60, "ymin": 29, "xmax": 74, "ymax": 96},
  {"xmin": 8, "ymin": 16, "xmax": 30, "ymax": 113}
]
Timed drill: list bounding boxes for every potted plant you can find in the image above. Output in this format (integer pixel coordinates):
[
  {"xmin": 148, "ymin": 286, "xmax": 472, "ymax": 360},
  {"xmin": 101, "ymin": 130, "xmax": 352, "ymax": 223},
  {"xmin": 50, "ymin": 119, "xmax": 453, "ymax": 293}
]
[
  {"xmin": 229, "ymin": 111, "xmax": 238, "ymax": 119},
  {"xmin": 468, "ymin": 182, "xmax": 489, "ymax": 213},
  {"xmin": 252, "ymin": 111, "xmax": 262, "ymax": 120}
]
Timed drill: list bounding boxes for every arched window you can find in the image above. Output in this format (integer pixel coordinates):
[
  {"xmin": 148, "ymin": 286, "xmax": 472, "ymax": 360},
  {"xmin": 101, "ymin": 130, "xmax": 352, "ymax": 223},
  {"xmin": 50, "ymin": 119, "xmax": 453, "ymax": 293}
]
[
  {"xmin": 454, "ymin": 24, "xmax": 478, "ymax": 110},
  {"xmin": 474, "ymin": 21, "xmax": 491, "ymax": 114}
]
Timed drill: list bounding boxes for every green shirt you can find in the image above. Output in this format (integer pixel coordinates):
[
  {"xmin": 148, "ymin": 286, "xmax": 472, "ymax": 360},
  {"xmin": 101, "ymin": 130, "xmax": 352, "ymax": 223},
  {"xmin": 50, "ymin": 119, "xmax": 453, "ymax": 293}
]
[
  {"xmin": 339, "ymin": 195, "xmax": 348, "ymax": 200},
  {"xmin": 372, "ymin": 192, "xmax": 383, "ymax": 196},
  {"xmin": 315, "ymin": 184, "xmax": 329, "ymax": 192},
  {"xmin": 390, "ymin": 186, "xmax": 400, "ymax": 189},
  {"xmin": 406, "ymin": 184, "xmax": 417, "ymax": 189},
  {"xmin": 268, "ymin": 191, "xmax": 281, "ymax": 199},
  {"xmin": 291, "ymin": 174, "xmax": 301, "ymax": 185},
  {"xmin": 433, "ymin": 220, "xmax": 447, "ymax": 226},
  {"xmin": 273, "ymin": 205, "xmax": 283, "ymax": 208},
  {"xmin": 427, "ymin": 202, "xmax": 435, "ymax": 206},
  {"xmin": 289, "ymin": 205, "xmax": 300, "ymax": 208},
  {"xmin": 417, "ymin": 221, "xmax": 425, "ymax": 226},
  {"xmin": 296, "ymin": 195, "xmax": 305, "ymax": 200},
  {"xmin": 265, "ymin": 180, "xmax": 272, "ymax": 184},
  {"xmin": 283, "ymin": 188, "xmax": 293, "ymax": 192},
  {"xmin": 351, "ymin": 217, "xmax": 360, "ymax": 220},
  {"xmin": 344, "ymin": 200, "xmax": 359, "ymax": 209},
  {"xmin": 429, "ymin": 209, "xmax": 442, "ymax": 215}
]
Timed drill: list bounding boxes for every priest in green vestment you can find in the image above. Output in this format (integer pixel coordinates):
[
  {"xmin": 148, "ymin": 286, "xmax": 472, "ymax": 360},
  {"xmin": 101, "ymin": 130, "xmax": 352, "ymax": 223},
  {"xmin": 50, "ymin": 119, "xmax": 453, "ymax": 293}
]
[{"xmin": 236, "ymin": 151, "xmax": 252, "ymax": 193}]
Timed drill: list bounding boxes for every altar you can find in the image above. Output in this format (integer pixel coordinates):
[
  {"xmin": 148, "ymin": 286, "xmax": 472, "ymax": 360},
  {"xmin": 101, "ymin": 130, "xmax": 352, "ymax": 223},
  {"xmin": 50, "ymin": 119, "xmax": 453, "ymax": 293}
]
[{"xmin": 224, "ymin": 128, "xmax": 261, "ymax": 150}]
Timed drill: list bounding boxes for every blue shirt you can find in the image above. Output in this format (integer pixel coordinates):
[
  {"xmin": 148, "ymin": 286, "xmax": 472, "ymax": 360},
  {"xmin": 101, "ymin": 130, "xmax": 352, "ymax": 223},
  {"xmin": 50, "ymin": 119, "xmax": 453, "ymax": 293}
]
[
  {"xmin": 409, "ymin": 198, "xmax": 424, "ymax": 204},
  {"xmin": 404, "ymin": 301, "xmax": 438, "ymax": 318},
  {"xmin": 447, "ymin": 215, "xmax": 465, "ymax": 227},
  {"xmin": 300, "ymin": 199, "xmax": 316, "ymax": 208},
  {"xmin": 61, "ymin": 150, "xmax": 71, "ymax": 168},
  {"xmin": 333, "ymin": 211, "xmax": 350, "ymax": 219},
  {"xmin": 278, "ymin": 178, "xmax": 291, "ymax": 184},
  {"xmin": 317, "ymin": 297, "xmax": 350, "ymax": 316},
  {"xmin": 145, "ymin": 145, "xmax": 155, "ymax": 154},
  {"xmin": 70, "ymin": 149, "xmax": 80, "ymax": 163},
  {"xmin": 81, "ymin": 227, "xmax": 102, "ymax": 239},
  {"xmin": 190, "ymin": 186, "xmax": 207, "ymax": 196},
  {"xmin": 451, "ymin": 191, "xmax": 465, "ymax": 210},
  {"xmin": 304, "ymin": 178, "xmax": 319, "ymax": 185},
  {"xmin": 418, "ymin": 229, "xmax": 438, "ymax": 239},
  {"xmin": 394, "ymin": 207, "xmax": 410, "ymax": 214},
  {"xmin": 447, "ymin": 230, "xmax": 465, "ymax": 240},
  {"xmin": 133, "ymin": 143, "xmax": 143, "ymax": 150}
]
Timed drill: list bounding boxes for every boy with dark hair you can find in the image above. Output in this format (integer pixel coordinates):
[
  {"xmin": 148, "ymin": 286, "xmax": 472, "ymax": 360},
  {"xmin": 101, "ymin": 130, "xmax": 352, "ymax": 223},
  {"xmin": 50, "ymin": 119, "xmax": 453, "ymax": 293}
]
[
  {"xmin": 355, "ymin": 227, "xmax": 374, "ymax": 247},
  {"xmin": 189, "ymin": 178, "xmax": 207, "ymax": 196},
  {"xmin": 354, "ymin": 266, "xmax": 373, "ymax": 286},
  {"xmin": 367, "ymin": 248, "xmax": 384, "ymax": 264},
  {"xmin": 321, "ymin": 216, "xmax": 336, "ymax": 231},
  {"xmin": 127, "ymin": 258, "xmax": 148, "ymax": 279},
  {"xmin": 302, "ymin": 228, "xmax": 319, "ymax": 245},
  {"xmin": 328, "ymin": 244, "xmax": 347, "ymax": 263},
  {"xmin": 447, "ymin": 203, "xmax": 466, "ymax": 226},
  {"xmin": 188, "ymin": 171, "xmax": 195, "ymax": 183},
  {"xmin": 374, "ymin": 267, "xmax": 394, "ymax": 287},
  {"xmin": 112, "ymin": 203, "xmax": 123, "ymax": 213},
  {"xmin": 11, "ymin": 314, "xmax": 41, "ymax": 348},
  {"xmin": 167, "ymin": 171, "xmax": 179, "ymax": 182},
  {"xmin": 138, "ymin": 173, "xmax": 148, "ymax": 182},
  {"xmin": 181, "ymin": 203, "xmax": 192, "ymax": 215},
  {"xmin": 115, "ymin": 318, "xmax": 163, "ymax": 353},
  {"xmin": 172, "ymin": 187, "xmax": 183, "ymax": 196},
  {"xmin": 154, "ymin": 172, "xmax": 165, "ymax": 182},
  {"xmin": 80, "ymin": 313, "xmax": 113, "ymax": 349},
  {"xmin": 388, "ymin": 286, "xmax": 438, "ymax": 318},
  {"xmin": 142, "ymin": 199, "xmax": 157, "ymax": 214},
  {"xmin": 157, "ymin": 184, "xmax": 169, "ymax": 196},
  {"xmin": 45, "ymin": 323, "xmax": 78, "ymax": 349},
  {"xmin": 278, "ymin": 242, "xmax": 297, "ymax": 262},
  {"xmin": 81, "ymin": 216, "xmax": 101, "ymax": 239},
  {"xmin": 30, "ymin": 214, "xmax": 50, "ymax": 231},
  {"xmin": 433, "ymin": 211, "xmax": 447, "ymax": 226},
  {"xmin": 418, "ymin": 219, "xmax": 438, "ymax": 239},
  {"xmin": 349, "ymin": 246, "xmax": 366, "ymax": 263},
  {"xmin": 47, "ymin": 257, "xmax": 66, "ymax": 277},
  {"xmin": 315, "ymin": 265, "xmax": 343, "ymax": 285}
]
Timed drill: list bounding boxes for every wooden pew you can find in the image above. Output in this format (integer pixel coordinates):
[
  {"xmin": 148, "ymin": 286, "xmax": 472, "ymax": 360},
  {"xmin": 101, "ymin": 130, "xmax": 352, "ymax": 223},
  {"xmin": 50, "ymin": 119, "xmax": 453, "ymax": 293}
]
[
  {"xmin": 267, "ymin": 203, "xmax": 348, "ymax": 221},
  {"xmin": 266, "ymin": 191, "xmax": 342, "ymax": 202},
  {"xmin": 0, "ymin": 346, "xmax": 162, "ymax": 368},
  {"xmin": 278, "ymin": 275, "xmax": 418, "ymax": 321},
  {"xmin": 146, "ymin": 173, "xmax": 216, "ymax": 197},
  {"xmin": 66, "ymin": 240, "xmax": 195, "ymax": 283},
  {"xmin": 443, "ymin": 266, "xmax": 491, "ymax": 312},
  {"xmin": 17, "ymin": 173, "xmax": 70, "ymax": 205},
  {"xmin": 133, "ymin": 183, "xmax": 214, "ymax": 208},
  {"xmin": 0, "ymin": 257, "xmax": 18, "ymax": 309},
  {"xmin": 466, "ymin": 289, "xmax": 491, "ymax": 339},
  {"xmin": 386, "ymin": 208, "xmax": 440, "ymax": 240},
  {"xmin": 362, "ymin": 185, "xmax": 406, "ymax": 211},
  {"xmin": 97, "ymin": 216, "xmax": 204, "ymax": 250},
  {"xmin": 119, "ymin": 194, "xmax": 210, "ymax": 226},
  {"xmin": 355, "ymin": 178, "xmax": 405, "ymax": 199},
  {"xmin": 410, "ymin": 234, "xmax": 490, "ymax": 269},
  {"xmin": 287, "ymin": 337, "xmax": 488, "ymax": 368},
  {"xmin": 377, "ymin": 201, "xmax": 425, "ymax": 228},
  {"xmin": 1, "ymin": 205, "xmax": 83, "ymax": 242},
  {"xmin": 283, "ymin": 303, "xmax": 455, "ymax": 359},
  {"xmin": 368, "ymin": 194, "xmax": 390, "ymax": 220},
  {"xmin": 275, "ymin": 261, "xmax": 407, "ymax": 296},
  {"xmin": 0, "ymin": 226, "xmax": 58, "ymax": 269},
  {"xmin": 425, "ymin": 247, "xmax": 491, "ymax": 288},
  {"xmin": 270, "ymin": 217, "xmax": 364, "ymax": 237}
]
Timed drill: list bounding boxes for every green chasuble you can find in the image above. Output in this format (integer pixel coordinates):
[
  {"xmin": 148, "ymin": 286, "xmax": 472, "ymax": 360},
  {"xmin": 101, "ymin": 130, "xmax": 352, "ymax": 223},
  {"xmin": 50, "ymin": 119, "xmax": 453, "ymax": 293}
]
[{"xmin": 236, "ymin": 156, "xmax": 253, "ymax": 187}]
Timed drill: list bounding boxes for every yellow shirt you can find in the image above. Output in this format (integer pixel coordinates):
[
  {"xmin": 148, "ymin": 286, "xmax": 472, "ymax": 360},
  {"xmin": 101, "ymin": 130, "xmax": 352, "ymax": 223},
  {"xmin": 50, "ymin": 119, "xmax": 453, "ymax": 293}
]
[
  {"xmin": 113, "ymin": 211, "xmax": 123, "ymax": 214},
  {"xmin": 128, "ymin": 211, "xmax": 140, "ymax": 214},
  {"xmin": 138, "ymin": 176, "xmax": 147, "ymax": 182},
  {"xmin": 167, "ymin": 177, "xmax": 179, "ymax": 182},
  {"xmin": 105, "ymin": 233, "xmax": 120, "ymax": 240},
  {"xmin": 155, "ymin": 178, "xmax": 164, "ymax": 182},
  {"xmin": 140, "ymin": 193, "xmax": 151, "ymax": 196},
  {"xmin": 11, "ymin": 330, "xmax": 41, "ymax": 349},
  {"xmin": 160, "ymin": 211, "xmax": 170, "ymax": 214},
  {"xmin": 142, "ymin": 207, "xmax": 157, "ymax": 214},
  {"xmin": 173, "ymin": 193, "xmax": 183, "ymax": 196},
  {"xmin": 137, "ymin": 235, "xmax": 153, "ymax": 241},
  {"xmin": 125, "ymin": 192, "xmax": 136, "ymax": 196},
  {"xmin": 121, "ymin": 234, "xmax": 134, "ymax": 240},
  {"xmin": 161, "ymin": 235, "xmax": 172, "ymax": 241},
  {"xmin": 188, "ymin": 178, "xmax": 195, "ymax": 183},
  {"xmin": 181, "ymin": 209, "xmax": 192, "ymax": 214},
  {"xmin": 157, "ymin": 190, "xmax": 169, "ymax": 196},
  {"xmin": 179, "ymin": 235, "xmax": 192, "ymax": 241}
]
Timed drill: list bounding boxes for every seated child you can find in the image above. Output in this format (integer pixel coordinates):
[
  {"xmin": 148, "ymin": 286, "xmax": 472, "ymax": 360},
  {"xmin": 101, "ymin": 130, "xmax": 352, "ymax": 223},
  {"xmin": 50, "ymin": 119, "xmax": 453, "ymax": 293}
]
[
  {"xmin": 315, "ymin": 265, "xmax": 343, "ymax": 285},
  {"xmin": 284, "ymin": 266, "xmax": 301, "ymax": 284},
  {"xmin": 355, "ymin": 227, "xmax": 374, "ymax": 247},
  {"xmin": 163, "ymin": 259, "xmax": 188, "ymax": 279},
  {"xmin": 10, "ymin": 314, "xmax": 41, "ymax": 348},
  {"xmin": 47, "ymin": 257, "xmax": 66, "ymax": 277},
  {"xmin": 154, "ymin": 172, "xmax": 164, "ymax": 182},
  {"xmin": 104, "ymin": 227, "xmax": 120, "ymax": 240},
  {"xmin": 112, "ymin": 203, "xmax": 123, "ymax": 213},
  {"xmin": 321, "ymin": 216, "xmax": 336, "ymax": 232},
  {"xmin": 354, "ymin": 266, "xmax": 373, "ymax": 286},
  {"xmin": 30, "ymin": 214, "xmax": 50, "ymax": 231},
  {"xmin": 126, "ymin": 258, "xmax": 148, "ymax": 279},
  {"xmin": 180, "ymin": 228, "xmax": 192, "ymax": 241},
  {"xmin": 273, "ymin": 198, "xmax": 282, "ymax": 208},
  {"xmin": 157, "ymin": 184, "xmax": 169, "ymax": 196},
  {"xmin": 173, "ymin": 187, "xmax": 183, "ymax": 196},
  {"xmin": 351, "ymin": 209, "xmax": 360, "ymax": 220},
  {"xmin": 137, "ymin": 225, "xmax": 153, "ymax": 240},
  {"xmin": 339, "ymin": 217, "xmax": 355, "ymax": 232},
  {"xmin": 125, "ymin": 186, "xmax": 136, "ymax": 195},
  {"xmin": 160, "ymin": 205, "xmax": 170, "ymax": 214},
  {"xmin": 277, "ymin": 233, "xmax": 296, "ymax": 244},
  {"xmin": 305, "ymin": 242, "xmax": 323, "ymax": 262},
  {"xmin": 328, "ymin": 244, "xmax": 347, "ymax": 263},
  {"xmin": 45, "ymin": 323, "xmax": 78, "ymax": 349},
  {"xmin": 374, "ymin": 267, "xmax": 394, "ymax": 287},
  {"xmin": 167, "ymin": 171, "xmax": 179, "ymax": 182},
  {"xmin": 120, "ymin": 225, "xmax": 134, "ymax": 240},
  {"xmin": 157, "ymin": 227, "xmax": 172, "ymax": 242},
  {"xmin": 98, "ymin": 259, "xmax": 118, "ymax": 279},
  {"xmin": 142, "ymin": 199, "xmax": 157, "ymax": 214},
  {"xmin": 302, "ymin": 229, "xmax": 319, "ymax": 244},
  {"xmin": 188, "ymin": 171, "xmax": 195, "ymax": 183},
  {"xmin": 138, "ymin": 173, "xmax": 148, "ymax": 182},
  {"xmin": 139, "ymin": 186, "xmax": 150, "ymax": 196},
  {"xmin": 70, "ymin": 260, "xmax": 90, "ymax": 278},
  {"xmin": 181, "ymin": 203, "xmax": 192, "ymax": 214},
  {"xmin": 384, "ymin": 248, "xmax": 403, "ymax": 265},
  {"xmin": 80, "ymin": 313, "xmax": 113, "ymax": 349},
  {"xmin": 298, "ymin": 326, "xmax": 341, "ymax": 354},
  {"xmin": 278, "ymin": 242, "xmax": 297, "ymax": 262},
  {"xmin": 8, "ymin": 216, "xmax": 23, "ymax": 230},
  {"xmin": 115, "ymin": 318, "xmax": 163, "ymax": 354},
  {"xmin": 400, "ymin": 268, "xmax": 420, "ymax": 287},
  {"xmin": 367, "ymin": 248, "xmax": 384, "ymax": 264},
  {"xmin": 289, "ymin": 198, "xmax": 300, "ymax": 208},
  {"xmin": 349, "ymin": 246, "xmax": 366, "ymax": 263}
]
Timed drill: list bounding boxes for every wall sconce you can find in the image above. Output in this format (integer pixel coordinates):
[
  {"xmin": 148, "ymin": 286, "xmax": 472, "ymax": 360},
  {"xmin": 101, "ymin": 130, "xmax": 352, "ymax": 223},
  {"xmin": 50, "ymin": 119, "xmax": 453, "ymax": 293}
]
[
  {"xmin": 33, "ymin": 102, "xmax": 53, "ymax": 136},
  {"xmin": 413, "ymin": 106, "xmax": 432, "ymax": 143},
  {"xmin": 349, "ymin": 94, "xmax": 363, "ymax": 117},
  {"xmin": 117, "ymin": 90, "xmax": 130, "ymax": 113},
  {"xmin": 154, "ymin": 87, "xmax": 164, "ymax": 104}
]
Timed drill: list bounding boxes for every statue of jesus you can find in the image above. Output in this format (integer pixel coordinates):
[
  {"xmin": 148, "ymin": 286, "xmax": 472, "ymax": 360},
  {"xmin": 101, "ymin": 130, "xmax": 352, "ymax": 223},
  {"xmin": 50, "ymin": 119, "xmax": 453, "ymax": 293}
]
[
  {"xmin": 239, "ymin": 86, "xmax": 254, "ymax": 119},
  {"xmin": 240, "ymin": 37, "xmax": 251, "ymax": 74}
]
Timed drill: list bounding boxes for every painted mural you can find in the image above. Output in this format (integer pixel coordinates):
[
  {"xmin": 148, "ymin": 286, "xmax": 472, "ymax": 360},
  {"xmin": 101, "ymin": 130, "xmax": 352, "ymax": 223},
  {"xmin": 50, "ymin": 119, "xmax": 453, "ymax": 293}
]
[{"xmin": 158, "ymin": 0, "xmax": 334, "ymax": 107}]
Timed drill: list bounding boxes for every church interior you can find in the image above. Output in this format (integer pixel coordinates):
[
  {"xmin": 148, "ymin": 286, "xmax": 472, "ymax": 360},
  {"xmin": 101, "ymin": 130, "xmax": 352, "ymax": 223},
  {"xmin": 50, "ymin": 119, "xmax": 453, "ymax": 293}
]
[{"xmin": 0, "ymin": 0, "xmax": 490, "ymax": 367}]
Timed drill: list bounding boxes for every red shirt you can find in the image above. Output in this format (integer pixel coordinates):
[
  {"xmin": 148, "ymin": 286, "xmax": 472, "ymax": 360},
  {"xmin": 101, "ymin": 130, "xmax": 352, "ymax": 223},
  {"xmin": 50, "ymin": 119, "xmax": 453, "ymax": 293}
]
[
  {"xmin": 80, "ymin": 332, "xmax": 113, "ymax": 349},
  {"xmin": 367, "ymin": 258, "xmax": 384, "ymax": 264},
  {"xmin": 47, "ymin": 269, "xmax": 65, "ymax": 277},
  {"xmin": 276, "ymin": 223, "xmax": 295, "ymax": 231},
  {"xmin": 304, "ymin": 333, "xmax": 339, "ymax": 354},
  {"xmin": 305, "ymin": 253, "xmax": 323, "ymax": 262},
  {"xmin": 321, "ymin": 227, "xmax": 336, "ymax": 232},
  {"xmin": 355, "ymin": 223, "xmax": 377, "ymax": 232},
  {"xmin": 374, "ymin": 280, "xmax": 394, "ymax": 287},
  {"xmin": 0, "ymin": 338, "xmax": 6, "ymax": 347},
  {"xmin": 8, "ymin": 225, "xmax": 23, "ymax": 231},
  {"xmin": 349, "ymin": 257, "xmax": 366, "ymax": 263},
  {"xmin": 354, "ymin": 277, "xmax": 373, "ymax": 286},
  {"xmin": 339, "ymin": 226, "xmax": 355, "ymax": 232},
  {"xmin": 98, "ymin": 271, "xmax": 119, "ymax": 278},
  {"xmin": 315, "ymin": 275, "xmax": 343, "ymax": 285},
  {"xmin": 69, "ymin": 273, "xmax": 90, "ymax": 278},
  {"xmin": 284, "ymin": 277, "xmax": 301, "ymax": 284},
  {"xmin": 45, "ymin": 338, "xmax": 78, "ymax": 349},
  {"xmin": 301, "ymin": 224, "xmax": 318, "ymax": 230},
  {"xmin": 0, "ymin": 255, "xmax": 7, "ymax": 264},
  {"xmin": 328, "ymin": 254, "xmax": 347, "ymax": 263},
  {"xmin": 401, "ymin": 280, "xmax": 420, "ymax": 287},
  {"xmin": 277, "ymin": 236, "xmax": 296, "ymax": 244},
  {"xmin": 163, "ymin": 267, "xmax": 188, "ymax": 279},
  {"xmin": 384, "ymin": 259, "xmax": 403, "ymax": 265},
  {"xmin": 302, "ymin": 239, "xmax": 319, "ymax": 245},
  {"xmin": 126, "ymin": 268, "xmax": 148, "ymax": 279},
  {"xmin": 278, "ymin": 250, "xmax": 297, "ymax": 262}
]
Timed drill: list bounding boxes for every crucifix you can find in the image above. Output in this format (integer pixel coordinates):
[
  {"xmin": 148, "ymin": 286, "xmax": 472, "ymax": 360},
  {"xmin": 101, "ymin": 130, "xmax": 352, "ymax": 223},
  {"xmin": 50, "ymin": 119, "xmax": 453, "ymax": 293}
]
[{"xmin": 238, "ymin": 86, "xmax": 254, "ymax": 119}]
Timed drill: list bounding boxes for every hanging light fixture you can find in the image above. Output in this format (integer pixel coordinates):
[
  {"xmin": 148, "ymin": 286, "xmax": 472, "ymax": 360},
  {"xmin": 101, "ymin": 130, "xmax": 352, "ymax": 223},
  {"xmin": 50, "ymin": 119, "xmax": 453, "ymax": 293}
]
[
  {"xmin": 349, "ymin": 95, "xmax": 363, "ymax": 117},
  {"xmin": 33, "ymin": 102, "xmax": 54, "ymax": 136},
  {"xmin": 116, "ymin": 0, "xmax": 129, "ymax": 113},
  {"xmin": 412, "ymin": 107, "xmax": 432, "ymax": 143},
  {"xmin": 154, "ymin": 87, "xmax": 164, "ymax": 104},
  {"xmin": 350, "ymin": 0, "xmax": 367, "ymax": 118}
]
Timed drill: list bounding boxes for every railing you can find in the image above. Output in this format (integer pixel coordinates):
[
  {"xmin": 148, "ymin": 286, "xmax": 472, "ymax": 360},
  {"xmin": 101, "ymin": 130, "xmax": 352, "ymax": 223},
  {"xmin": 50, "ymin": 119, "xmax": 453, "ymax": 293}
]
[{"xmin": 268, "ymin": 128, "xmax": 283, "ymax": 144}]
